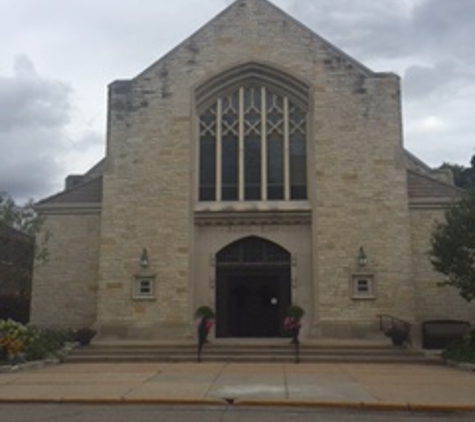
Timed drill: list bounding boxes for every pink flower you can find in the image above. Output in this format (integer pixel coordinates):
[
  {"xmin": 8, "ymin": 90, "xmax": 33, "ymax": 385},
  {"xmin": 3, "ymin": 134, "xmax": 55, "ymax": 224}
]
[
  {"xmin": 205, "ymin": 319, "xmax": 213, "ymax": 331},
  {"xmin": 284, "ymin": 317, "xmax": 301, "ymax": 331}
]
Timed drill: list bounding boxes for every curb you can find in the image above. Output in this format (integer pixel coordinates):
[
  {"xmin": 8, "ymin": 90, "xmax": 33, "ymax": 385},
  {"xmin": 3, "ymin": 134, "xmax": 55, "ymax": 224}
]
[
  {"xmin": 2, "ymin": 397, "xmax": 474, "ymax": 413},
  {"xmin": 234, "ymin": 399, "xmax": 475, "ymax": 413},
  {"xmin": 0, "ymin": 397, "xmax": 225, "ymax": 406}
]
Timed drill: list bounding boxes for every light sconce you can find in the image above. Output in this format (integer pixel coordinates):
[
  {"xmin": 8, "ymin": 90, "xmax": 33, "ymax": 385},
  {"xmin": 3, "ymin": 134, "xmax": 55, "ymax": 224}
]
[
  {"xmin": 357, "ymin": 246, "xmax": 368, "ymax": 268},
  {"xmin": 140, "ymin": 248, "xmax": 149, "ymax": 268}
]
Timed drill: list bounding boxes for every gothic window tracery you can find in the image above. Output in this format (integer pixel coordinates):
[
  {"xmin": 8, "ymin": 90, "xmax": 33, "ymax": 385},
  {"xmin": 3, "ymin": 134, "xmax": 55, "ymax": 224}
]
[{"xmin": 198, "ymin": 83, "xmax": 307, "ymax": 202}]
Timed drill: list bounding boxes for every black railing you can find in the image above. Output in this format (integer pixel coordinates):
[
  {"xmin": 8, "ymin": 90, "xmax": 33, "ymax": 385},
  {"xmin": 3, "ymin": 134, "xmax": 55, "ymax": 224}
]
[{"xmin": 378, "ymin": 314, "xmax": 412, "ymax": 346}]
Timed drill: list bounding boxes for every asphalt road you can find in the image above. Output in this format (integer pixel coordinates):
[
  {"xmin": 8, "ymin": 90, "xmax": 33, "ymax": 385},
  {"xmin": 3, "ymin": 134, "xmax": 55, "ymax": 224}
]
[{"xmin": 0, "ymin": 405, "xmax": 474, "ymax": 422}]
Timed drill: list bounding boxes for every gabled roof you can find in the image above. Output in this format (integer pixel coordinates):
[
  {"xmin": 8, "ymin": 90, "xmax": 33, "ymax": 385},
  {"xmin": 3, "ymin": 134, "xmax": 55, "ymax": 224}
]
[
  {"xmin": 407, "ymin": 169, "xmax": 463, "ymax": 200},
  {"xmin": 135, "ymin": 0, "xmax": 373, "ymax": 82},
  {"xmin": 83, "ymin": 158, "xmax": 106, "ymax": 182},
  {"xmin": 404, "ymin": 149, "xmax": 433, "ymax": 175},
  {"xmin": 36, "ymin": 176, "xmax": 103, "ymax": 207}
]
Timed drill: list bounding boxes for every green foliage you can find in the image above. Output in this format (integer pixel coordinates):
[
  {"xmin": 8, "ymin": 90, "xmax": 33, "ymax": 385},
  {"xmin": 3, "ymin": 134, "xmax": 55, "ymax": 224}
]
[
  {"xmin": 430, "ymin": 187, "xmax": 475, "ymax": 302},
  {"xmin": 286, "ymin": 305, "xmax": 305, "ymax": 320},
  {"xmin": 439, "ymin": 155, "xmax": 475, "ymax": 189},
  {"xmin": 442, "ymin": 329, "xmax": 475, "ymax": 364},
  {"xmin": 0, "ymin": 192, "xmax": 49, "ymax": 264},
  {"xmin": 194, "ymin": 306, "xmax": 215, "ymax": 320},
  {"xmin": 0, "ymin": 194, "xmax": 39, "ymax": 235},
  {"xmin": 0, "ymin": 319, "xmax": 73, "ymax": 363},
  {"xmin": 22, "ymin": 327, "xmax": 74, "ymax": 361}
]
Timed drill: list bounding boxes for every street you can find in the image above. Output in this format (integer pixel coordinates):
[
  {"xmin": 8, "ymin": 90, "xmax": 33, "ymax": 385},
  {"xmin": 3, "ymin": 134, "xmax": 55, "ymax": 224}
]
[{"xmin": 0, "ymin": 405, "xmax": 473, "ymax": 422}]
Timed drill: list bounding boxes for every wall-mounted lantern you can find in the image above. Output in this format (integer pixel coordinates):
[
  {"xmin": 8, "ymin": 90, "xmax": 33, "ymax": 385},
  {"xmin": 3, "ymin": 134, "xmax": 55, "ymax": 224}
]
[
  {"xmin": 357, "ymin": 246, "xmax": 368, "ymax": 268},
  {"xmin": 140, "ymin": 248, "xmax": 149, "ymax": 269}
]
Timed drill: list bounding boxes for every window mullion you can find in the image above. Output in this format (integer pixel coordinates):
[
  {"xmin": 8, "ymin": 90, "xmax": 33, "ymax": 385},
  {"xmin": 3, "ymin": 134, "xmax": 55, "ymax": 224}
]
[
  {"xmin": 261, "ymin": 87, "xmax": 267, "ymax": 201},
  {"xmin": 216, "ymin": 98, "xmax": 222, "ymax": 202},
  {"xmin": 284, "ymin": 96, "xmax": 290, "ymax": 200},
  {"xmin": 238, "ymin": 87, "xmax": 245, "ymax": 201}
]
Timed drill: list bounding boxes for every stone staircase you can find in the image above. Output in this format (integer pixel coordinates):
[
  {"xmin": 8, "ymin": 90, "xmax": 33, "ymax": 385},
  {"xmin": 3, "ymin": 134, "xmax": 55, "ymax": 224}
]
[{"xmin": 63, "ymin": 339, "xmax": 440, "ymax": 365}]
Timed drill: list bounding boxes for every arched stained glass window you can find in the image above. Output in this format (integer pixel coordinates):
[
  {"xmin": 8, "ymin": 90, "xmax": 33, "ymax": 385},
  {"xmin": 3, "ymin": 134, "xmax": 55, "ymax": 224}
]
[
  {"xmin": 217, "ymin": 236, "xmax": 290, "ymax": 265},
  {"xmin": 198, "ymin": 83, "xmax": 307, "ymax": 202}
]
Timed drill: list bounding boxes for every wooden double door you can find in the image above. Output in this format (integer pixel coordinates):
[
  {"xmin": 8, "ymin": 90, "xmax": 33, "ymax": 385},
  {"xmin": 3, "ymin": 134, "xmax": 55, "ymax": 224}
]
[{"xmin": 216, "ymin": 267, "xmax": 290, "ymax": 338}]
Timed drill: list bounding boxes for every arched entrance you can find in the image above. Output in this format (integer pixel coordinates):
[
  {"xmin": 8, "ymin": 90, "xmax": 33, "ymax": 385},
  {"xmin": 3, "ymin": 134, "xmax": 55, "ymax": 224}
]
[{"xmin": 215, "ymin": 236, "xmax": 291, "ymax": 338}]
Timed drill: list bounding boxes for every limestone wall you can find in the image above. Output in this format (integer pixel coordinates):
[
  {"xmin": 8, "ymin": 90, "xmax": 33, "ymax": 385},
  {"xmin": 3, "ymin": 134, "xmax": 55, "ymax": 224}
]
[
  {"xmin": 96, "ymin": 0, "xmax": 414, "ymax": 338},
  {"xmin": 30, "ymin": 209, "xmax": 100, "ymax": 328},
  {"xmin": 194, "ymin": 223, "xmax": 313, "ymax": 336}
]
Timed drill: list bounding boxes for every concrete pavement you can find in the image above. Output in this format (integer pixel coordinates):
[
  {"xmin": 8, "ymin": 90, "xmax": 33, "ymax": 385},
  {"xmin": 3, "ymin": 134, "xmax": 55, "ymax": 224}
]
[{"xmin": 0, "ymin": 362, "xmax": 474, "ymax": 412}]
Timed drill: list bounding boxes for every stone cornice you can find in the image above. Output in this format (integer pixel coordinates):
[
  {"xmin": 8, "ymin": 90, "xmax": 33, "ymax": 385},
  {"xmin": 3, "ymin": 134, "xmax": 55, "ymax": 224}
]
[
  {"xmin": 194, "ymin": 209, "xmax": 311, "ymax": 226},
  {"xmin": 409, "ymin": 197, "xmax": 458, "ymax": 210},
  {"xmin": 35, "ymin": 203, "xmax": 102, "ymax": 215}
]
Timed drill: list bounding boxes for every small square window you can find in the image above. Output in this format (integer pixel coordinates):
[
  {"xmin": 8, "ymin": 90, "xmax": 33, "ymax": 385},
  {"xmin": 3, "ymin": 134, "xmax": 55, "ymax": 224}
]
[
  {"xmin": 356, "ymin": 279, "xmax": 369, "ymax": 293},
  {"xmin": 133, "ymin": 278, "xmax": 155, "ymax": 300},
  {"xmin": 351, "ymin": 275, "xmax": 375, "ymax": 299}
]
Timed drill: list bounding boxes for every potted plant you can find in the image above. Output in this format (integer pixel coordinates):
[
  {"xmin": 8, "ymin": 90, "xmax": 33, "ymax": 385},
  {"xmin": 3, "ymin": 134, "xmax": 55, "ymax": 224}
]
[
  {"xmin": 194, "ymin": 306, "xmax": 215, "ymax": 362},
  {"xmin": 384, "ymin": 325, "xmax": 409, "ymax": 346},
  {"xmin": 195, "ymin": 306, "xmax": 215, "ymax": 342},
  {"xmin": 73, "ymin": 328, "xmax": 97, "ymax": 346},
  {"xmin": 194, "ymin": 306, "xmax": 216, "ymax": 321},
  {"xmin": 284, "ymin": 305, "xmax": 305, "ymax": 344}
]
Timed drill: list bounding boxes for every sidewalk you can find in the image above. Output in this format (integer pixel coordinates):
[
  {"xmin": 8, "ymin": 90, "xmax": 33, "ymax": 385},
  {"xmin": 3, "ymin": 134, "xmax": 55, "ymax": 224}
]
[{"xmin": 0, "ymin": 362, "xmax": 474, "ymax": 412}]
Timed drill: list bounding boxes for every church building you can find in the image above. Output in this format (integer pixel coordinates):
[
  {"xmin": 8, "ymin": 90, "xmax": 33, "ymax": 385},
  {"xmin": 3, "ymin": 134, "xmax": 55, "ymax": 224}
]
[{"xmin": 30, "ymin": 0, "xmax": 475, "ymax": 340}]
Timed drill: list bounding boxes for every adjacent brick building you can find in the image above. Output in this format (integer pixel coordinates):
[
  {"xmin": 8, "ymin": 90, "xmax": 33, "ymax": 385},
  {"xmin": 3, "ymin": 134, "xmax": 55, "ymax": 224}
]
[{"xmin": 30, "ymin": 0, "xmax": 475, "ymax": 340}]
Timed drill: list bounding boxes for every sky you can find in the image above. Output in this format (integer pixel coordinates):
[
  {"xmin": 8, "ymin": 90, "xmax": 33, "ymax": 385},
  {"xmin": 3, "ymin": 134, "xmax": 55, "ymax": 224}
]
[{"xmin": 1, "ymin": 0, "xmax": 474, "ymax": 204}]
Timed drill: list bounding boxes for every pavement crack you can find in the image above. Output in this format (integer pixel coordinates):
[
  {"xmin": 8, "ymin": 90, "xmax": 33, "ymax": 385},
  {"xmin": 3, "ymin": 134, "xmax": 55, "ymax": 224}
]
[
  {"xmin": 283, "ymin": 363, "xmax": 289, "ymax": 399},
  {"xmin": 219, "ymin": 402, "xmax": 231, "ymax": 422},
  {"xmin": 204, "ymin": 362, "xmax": 228, "ymax": 400}
]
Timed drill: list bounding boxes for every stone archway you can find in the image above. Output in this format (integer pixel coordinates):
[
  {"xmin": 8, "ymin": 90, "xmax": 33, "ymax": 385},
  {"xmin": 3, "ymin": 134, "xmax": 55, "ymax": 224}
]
[{"xmin": 215, "ymin": 236, "xmax": 291, "ymax": 338}]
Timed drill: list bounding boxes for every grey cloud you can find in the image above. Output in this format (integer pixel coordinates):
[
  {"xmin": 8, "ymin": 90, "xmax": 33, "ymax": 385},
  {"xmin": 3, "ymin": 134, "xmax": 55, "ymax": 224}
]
[
  {"xmin": 0, "ymin": 56, "xmax": 71, "ymax": 203},
  {"xmin": 411, "ymin": 0, "xmax": 475, "ymax": 60},
  {"xmin": 289, "ymin": 0, "xmax": 411, "ymax": 59},
  {"xmin": 0, "ymin": 55, "xmax": 71, "ymax": 132},
  {"xmin": 403, "ymin": 61, "xmax": 457, "ymax": 99},
  {"xmin": 72, "ymin": 131, "xmax": 104, "ymax": 153},
  {"xmin": 290, "ymin": 0, "xmax": 475, "ymax": 66}
]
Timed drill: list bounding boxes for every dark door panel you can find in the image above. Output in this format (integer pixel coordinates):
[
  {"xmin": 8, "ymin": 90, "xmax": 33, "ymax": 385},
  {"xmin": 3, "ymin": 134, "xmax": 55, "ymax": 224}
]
[{"xmin": 216, "ymin": 267, "xmax": 290, "ymax": 338}]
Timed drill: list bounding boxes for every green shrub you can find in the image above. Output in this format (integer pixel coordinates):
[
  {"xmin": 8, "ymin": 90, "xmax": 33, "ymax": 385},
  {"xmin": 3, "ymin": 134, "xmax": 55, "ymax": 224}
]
[
  {"xmin": 442, "ymin": 329, "xmax": 475, "ymax": 364},
  {"xmin": 194, "ymin": 306, "xmax": 215, "ymax": 320},
  {"xmin": 23, "ymin": 327, "xmax": 73, "ymax": 361},
  {"xmin": 286, "ymin": 305, "xmax": 305, "ymax": 321},
  {"xmin": 0, "ymin": 319, "xmax": 73, "ymax": 363}
]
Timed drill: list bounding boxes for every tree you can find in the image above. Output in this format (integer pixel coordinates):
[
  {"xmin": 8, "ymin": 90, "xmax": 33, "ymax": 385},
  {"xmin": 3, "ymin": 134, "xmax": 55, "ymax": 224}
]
[
  {"xmin": 429, "ymin": 187, "xmax": 475, "ymax": 302},
  {"xmin": 0, "ymin": 192, "xmax": 49, "ymax": 263},
  {"xmin": 439, "ymin": 155, "xmax": 475, "ymax": 189},
  {"xmin": 0, "ymin": 193, "xmax": 49, "ymax": 322}
]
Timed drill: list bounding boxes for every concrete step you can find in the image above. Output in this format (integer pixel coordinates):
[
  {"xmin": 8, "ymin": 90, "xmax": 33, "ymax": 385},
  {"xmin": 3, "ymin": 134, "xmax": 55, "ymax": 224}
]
[
  {"xmin": 63, "ymin": 342, "xmax": 439, "ymax": 365},
  {"xmin": 69, "ymin": 347, "xmax": 422, "ymax": 356},
  {"xmin": 64, "ymin": 353, "xmax": 437, "ymax": 364}
]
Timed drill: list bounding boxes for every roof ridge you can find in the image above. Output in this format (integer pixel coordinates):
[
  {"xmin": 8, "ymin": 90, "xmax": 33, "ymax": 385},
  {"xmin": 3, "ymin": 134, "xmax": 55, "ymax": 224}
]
[
  {"xmin": 256, "ymin": 0, "xmax": 373, "ymax": 76},
  {"xmin": 83, "ymin": 158, "xmax": 106, "ymax": 180},
  {"xmin": 132, "ymin": 0, "xmax": 374, "ymax": 82},
  {"xmin": 404, "ymin": 149, "xmax": 432, "ymax": 172}
]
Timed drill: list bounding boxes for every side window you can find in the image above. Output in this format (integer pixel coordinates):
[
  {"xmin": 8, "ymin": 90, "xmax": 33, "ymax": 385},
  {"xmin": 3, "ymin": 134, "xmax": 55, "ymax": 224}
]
[{"xmin": 133, "ymin": 277, "xmax": 155, "ymax": 300}]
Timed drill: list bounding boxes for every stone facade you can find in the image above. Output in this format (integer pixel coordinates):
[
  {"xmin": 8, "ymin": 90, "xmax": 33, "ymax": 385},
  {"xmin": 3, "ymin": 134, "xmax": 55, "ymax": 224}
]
[
  {"xmin": 30, "ymin": 0, "xmax": 475, "ymax": 340},
  {"xmin": 30, "ymin": 208, "xmax": 100, "ymax": 328}
]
